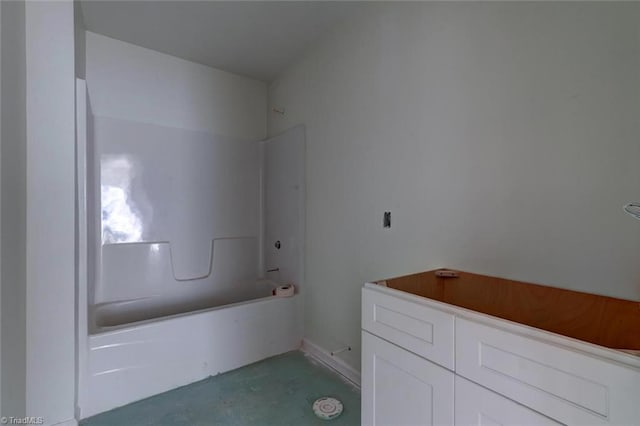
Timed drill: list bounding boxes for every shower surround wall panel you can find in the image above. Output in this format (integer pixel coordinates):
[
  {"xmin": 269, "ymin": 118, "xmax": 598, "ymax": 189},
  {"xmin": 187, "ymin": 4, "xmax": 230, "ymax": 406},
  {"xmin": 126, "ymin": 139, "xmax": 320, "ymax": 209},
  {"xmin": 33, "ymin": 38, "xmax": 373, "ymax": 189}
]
[
  {"xmin": 91, "ymin": 116, "xmax": 260, "ymax": 326},
  {"xmin": 84, "ymin": 31, "xmax": 267, "ymax": 324},
  {"xmin": 262, "ymin": 126, "xmax": 305, "ymax": 287}
]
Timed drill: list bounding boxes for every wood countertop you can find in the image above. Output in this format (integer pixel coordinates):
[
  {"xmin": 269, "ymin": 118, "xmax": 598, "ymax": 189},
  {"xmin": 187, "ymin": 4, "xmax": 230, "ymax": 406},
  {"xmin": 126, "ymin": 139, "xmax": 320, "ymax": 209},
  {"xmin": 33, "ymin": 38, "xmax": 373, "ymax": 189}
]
[{"xmin": 380, "ymin": 269, "xmax": 640, "ymax": 351}]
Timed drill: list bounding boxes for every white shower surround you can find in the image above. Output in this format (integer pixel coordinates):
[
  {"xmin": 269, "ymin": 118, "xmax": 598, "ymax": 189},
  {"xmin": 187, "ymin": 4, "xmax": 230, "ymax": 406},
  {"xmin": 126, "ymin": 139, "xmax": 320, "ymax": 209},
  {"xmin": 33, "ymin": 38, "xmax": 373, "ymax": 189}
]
[{"xmin": 76, "ymin": 74, "xmax": 304, "ymax": 418}]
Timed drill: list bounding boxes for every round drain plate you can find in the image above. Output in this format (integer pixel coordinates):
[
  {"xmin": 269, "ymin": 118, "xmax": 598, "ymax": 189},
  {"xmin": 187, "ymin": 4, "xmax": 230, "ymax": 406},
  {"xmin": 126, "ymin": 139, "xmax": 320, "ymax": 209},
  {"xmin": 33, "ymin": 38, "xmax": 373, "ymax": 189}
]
[{"xmin": 313, "ymin": 396, "xmax": 343, "ymax": 420}]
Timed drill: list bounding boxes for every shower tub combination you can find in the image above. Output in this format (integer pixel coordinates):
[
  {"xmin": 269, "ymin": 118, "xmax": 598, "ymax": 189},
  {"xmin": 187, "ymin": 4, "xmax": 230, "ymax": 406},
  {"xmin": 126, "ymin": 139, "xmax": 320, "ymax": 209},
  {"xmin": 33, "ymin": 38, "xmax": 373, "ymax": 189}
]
[{"xmin": 76, "ymin": 80, "xmax": 304, "ymax": 418}]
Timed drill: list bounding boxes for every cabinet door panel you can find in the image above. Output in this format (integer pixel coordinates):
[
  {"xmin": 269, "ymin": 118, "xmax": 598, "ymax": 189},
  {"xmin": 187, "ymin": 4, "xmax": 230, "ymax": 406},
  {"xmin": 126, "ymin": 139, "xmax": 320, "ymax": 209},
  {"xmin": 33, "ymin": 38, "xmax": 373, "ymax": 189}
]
[
  {"xmin": 455, "ymin": 376, "xmax": 562, "ymax": 425},
  {"xmin": 456, "ymin": 318, "xmax": 640, "ymax": 425},
  {"xmin": 362, "ymin": 331, "xmax": 454, "ymax": 426},
  {"xmin": 362, "ymin": 287, "xmax": 455, "ymax": 370}
]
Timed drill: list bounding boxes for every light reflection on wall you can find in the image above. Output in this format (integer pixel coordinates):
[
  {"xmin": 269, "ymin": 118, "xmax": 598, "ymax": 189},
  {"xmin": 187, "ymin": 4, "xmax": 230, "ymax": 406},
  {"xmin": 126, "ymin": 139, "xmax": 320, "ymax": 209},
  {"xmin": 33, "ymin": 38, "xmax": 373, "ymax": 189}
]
[{"xmin": 101, "ymin": 156, "xmax": 143, "ymax": 244}]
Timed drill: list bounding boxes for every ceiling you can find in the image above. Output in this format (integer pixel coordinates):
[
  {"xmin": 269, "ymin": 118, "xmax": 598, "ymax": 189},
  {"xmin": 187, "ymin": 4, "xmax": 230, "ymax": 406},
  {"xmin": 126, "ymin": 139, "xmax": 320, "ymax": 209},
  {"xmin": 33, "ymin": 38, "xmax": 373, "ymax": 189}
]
[{"xmin": 80, "ymin": 1, "xmax": 367, "ymax": 82}]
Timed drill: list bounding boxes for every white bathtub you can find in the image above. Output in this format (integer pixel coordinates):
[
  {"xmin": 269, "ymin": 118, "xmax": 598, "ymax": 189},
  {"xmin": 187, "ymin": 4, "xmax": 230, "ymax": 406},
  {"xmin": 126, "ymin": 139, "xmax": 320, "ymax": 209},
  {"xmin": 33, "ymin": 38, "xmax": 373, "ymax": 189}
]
[{"xmin": 80, "ymin": 288, "xmax": 300, "ymax": 418}]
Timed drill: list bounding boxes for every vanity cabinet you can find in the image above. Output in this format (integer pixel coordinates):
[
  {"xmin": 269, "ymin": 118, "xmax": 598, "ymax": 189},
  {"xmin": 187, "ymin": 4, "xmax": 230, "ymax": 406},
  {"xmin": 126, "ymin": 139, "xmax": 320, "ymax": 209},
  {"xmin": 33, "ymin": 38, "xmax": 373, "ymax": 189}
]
[{"xmin": 362, "ymin": 269, "xmax": 640, "ymax": 426}]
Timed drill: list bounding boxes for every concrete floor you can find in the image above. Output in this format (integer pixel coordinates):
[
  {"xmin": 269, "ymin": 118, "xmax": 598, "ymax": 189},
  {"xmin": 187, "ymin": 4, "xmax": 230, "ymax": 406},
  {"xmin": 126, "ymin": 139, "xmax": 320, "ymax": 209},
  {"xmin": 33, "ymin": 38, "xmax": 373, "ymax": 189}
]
[{"xmin": 81, "ymin": 351, "xmax": 361, "ymax": 426}]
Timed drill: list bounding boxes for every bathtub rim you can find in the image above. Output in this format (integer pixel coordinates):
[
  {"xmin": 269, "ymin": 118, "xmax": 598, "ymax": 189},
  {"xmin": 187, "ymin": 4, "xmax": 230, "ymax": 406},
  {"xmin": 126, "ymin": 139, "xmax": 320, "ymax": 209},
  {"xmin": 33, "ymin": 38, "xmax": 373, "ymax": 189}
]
[{"xmin": 90, "ymin": 286, "xmax": 294, "ymax": 335}]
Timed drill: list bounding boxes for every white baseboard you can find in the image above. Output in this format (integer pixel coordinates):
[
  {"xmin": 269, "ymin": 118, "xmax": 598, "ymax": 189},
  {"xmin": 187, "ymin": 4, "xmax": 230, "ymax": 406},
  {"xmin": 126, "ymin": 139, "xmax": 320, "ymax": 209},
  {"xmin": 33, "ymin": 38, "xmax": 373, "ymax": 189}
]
[{"xmin": 301, "ymin": 338, "xmax": 361, "ymax": 387}]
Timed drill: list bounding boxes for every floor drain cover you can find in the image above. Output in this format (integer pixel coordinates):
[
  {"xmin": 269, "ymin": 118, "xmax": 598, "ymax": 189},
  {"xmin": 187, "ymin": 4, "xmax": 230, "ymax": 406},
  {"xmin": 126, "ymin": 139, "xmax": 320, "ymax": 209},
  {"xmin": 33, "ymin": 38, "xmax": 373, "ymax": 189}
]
[{"xmin": 313, "ymin": 397, "xmax": 343, "ymax": 420}]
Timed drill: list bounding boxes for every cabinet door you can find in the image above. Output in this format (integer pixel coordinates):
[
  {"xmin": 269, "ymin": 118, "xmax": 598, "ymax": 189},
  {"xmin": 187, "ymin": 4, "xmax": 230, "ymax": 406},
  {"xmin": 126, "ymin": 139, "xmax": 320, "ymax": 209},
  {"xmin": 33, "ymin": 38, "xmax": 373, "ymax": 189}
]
[
  {"xmin": 362, "ymin": 331, "xmax": 454, "ymax": 426},
  {"xmin": 456, "ymin": 318, "xmax": 640, "ymax": 425},
  {"xmin": 455, "ymin": 376, "xmax": 562, "ymax": 426}
]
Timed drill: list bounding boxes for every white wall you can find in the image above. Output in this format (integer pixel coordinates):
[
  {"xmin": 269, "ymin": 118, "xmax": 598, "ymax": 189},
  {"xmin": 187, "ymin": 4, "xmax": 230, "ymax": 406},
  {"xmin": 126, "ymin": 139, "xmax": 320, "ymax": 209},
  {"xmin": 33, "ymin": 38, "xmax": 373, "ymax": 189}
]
[
  {"xmin": 1, "ymin": 0, "xmax": 3, "ymax": 414},
  {"xmin": 25, "ymin": 1, "xmax": 76, "ymax": 424},
  {"xmin": 268, "ymin": 2, "xmax": 640, "ymax": 370},
  {"xmin": 1, "ymin": 0, "xmax": 27, "ymax": 418},
  {"xmin": 86, "ymin": 31, "xmax": 266, "ymax": 140}
]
